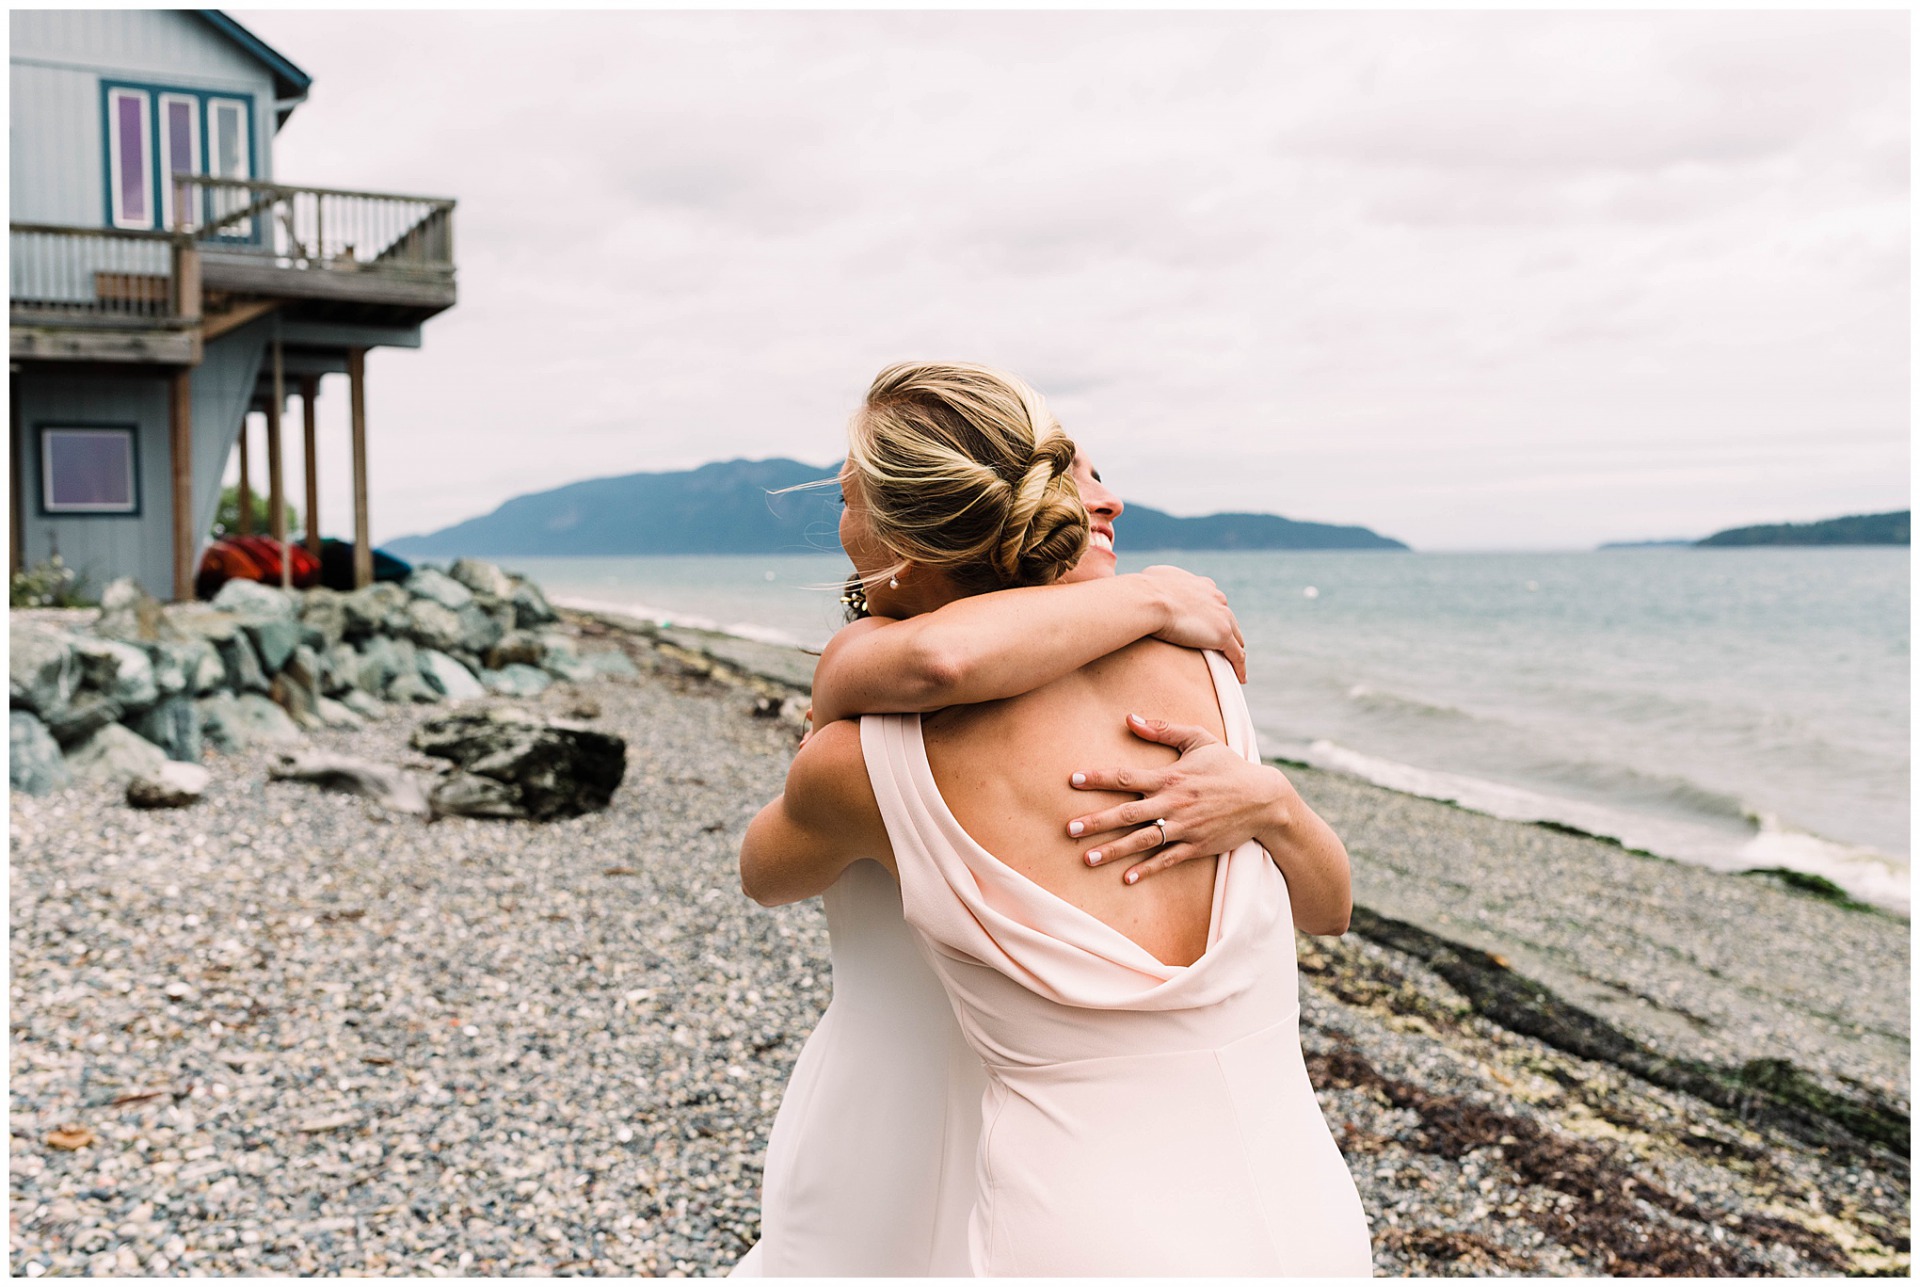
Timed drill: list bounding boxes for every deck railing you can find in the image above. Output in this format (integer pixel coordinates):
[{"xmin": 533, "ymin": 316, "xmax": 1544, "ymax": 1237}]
[
  {"xmin": 174, "ymin": 176, "xmax": 455, "ymax": 278},
  {"xmin": 9, "ymin": 224, "xmax": 195, "ymax": 327}
]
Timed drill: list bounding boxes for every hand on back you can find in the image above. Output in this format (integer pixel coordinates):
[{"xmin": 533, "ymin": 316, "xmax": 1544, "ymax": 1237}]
[{"xmin": 1140, "ymin": 566, "xmax": 1248, "ymax": 682}]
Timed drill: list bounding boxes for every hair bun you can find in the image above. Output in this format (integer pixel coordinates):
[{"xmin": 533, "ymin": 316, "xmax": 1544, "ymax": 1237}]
[{"xmin": 996, "ymin": 431, "xmax": 1088, "ymax": 586}]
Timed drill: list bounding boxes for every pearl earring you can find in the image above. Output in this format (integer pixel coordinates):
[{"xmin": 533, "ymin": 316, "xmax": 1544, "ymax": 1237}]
[{"xmin": 888, "ymin": 575, "xmax": 900, "ymax": 590}]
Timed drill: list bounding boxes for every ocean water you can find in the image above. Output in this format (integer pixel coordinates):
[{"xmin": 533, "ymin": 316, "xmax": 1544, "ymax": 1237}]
[{"xmin": 505, "ymin": 548, "xmax": 1910, "ymax": 913}]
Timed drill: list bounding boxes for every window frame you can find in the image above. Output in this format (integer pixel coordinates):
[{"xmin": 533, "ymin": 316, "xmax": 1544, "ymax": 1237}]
[
  {"xmin": 105, "ymin": 87, "xmax": 154, "ymax": 230},
  {"xmin": 157, "ymin": 92, "xmax": 202, "ymax": 232},
  {"xmin": 36, "ymin": 424, "xmax": 144, "ymax": 518},
  {"xmin": 98, "ymin": 81, "xmax": 257, "ymax": 233}
]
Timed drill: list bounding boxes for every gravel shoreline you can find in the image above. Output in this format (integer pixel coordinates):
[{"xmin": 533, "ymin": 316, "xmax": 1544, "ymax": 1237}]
[{"xmin": 10, "ymin": 611, "xmax": 1910, "ymax": 1276}]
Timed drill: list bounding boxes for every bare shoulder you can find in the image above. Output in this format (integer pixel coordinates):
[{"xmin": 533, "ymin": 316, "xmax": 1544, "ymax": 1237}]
[{"xmin": 785, "ymin": 719, "xmax": 885, "ymax": 840}]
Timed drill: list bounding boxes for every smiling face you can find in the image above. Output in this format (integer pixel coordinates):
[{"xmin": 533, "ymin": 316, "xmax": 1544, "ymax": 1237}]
[{"xmin": 1060, "ymin": 450, "xmax": 1123, "ymax": 584}]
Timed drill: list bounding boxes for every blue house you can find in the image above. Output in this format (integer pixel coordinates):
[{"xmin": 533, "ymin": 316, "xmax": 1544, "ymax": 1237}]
[{"xmin": 10, "ymin": 10, "xmax": 457, "ymax": 600}]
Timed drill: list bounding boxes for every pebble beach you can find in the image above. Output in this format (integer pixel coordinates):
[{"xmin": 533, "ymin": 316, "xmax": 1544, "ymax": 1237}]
[{"xmin": 9, "ymin": 607, "xmax": 1911, "ymax": 1277}]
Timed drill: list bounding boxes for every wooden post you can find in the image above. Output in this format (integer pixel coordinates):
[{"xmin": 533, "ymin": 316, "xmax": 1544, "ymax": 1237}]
[
  {"xmin": 348, "ymin": 347, "xmax": 371, "ymax": 589},
  {"xmin": 237, "ymin": 417, "xmax": 253, "ymax": 535},
  {"xmin": 11, "ymin": 386, "xmax": 25, "ymax": 576},
  {"xmin": 269, "ymin": 332, "xmax": 289, "ymax": 589},
  {"xmin": 301, "ymin": 375, "xmax": 320, "ymax": 557},
  {"xmin": 170, "ymin": 371, "xmax": 194, "ymax": 601}
]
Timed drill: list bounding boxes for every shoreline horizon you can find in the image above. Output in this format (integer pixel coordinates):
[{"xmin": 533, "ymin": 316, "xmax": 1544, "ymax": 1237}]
[{"xmin": 547, "ymin": 586, "xmax": 1912, "ymax": 920}]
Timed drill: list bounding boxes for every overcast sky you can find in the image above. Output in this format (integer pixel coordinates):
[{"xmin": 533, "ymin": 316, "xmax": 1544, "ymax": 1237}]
[{"xmin": 230, "ymin": 9, "xmax": 1908, "ymax": 552}]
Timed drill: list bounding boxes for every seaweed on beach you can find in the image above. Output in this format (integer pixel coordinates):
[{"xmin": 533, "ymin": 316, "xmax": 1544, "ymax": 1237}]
[
  {"xmin": 1308, "ymin": 1043, "xmax": 1848, "ymax": 1275},
  {"xmin": 1347, "ymin": 907, "xmax": 1912, "ymax": 1167}
]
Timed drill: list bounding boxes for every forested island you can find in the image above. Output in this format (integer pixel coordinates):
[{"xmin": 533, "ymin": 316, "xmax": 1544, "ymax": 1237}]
[
  {"xmin": 1696, "ymin": 510, "xmax": 1908, "ymax": 547},
  {"xmin": 1600, "ymin": 510, "xmax": 1909, "ymax": 550},
  {"xmin": 387, "ymin": 457, "xmax": 1409, "ymax": 558}
]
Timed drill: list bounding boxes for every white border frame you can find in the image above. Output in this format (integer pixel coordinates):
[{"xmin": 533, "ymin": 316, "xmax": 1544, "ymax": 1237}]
[
  {"xmin": 157, "ymin": 92, "xmax": 201, "ymax": 232},
  {"xmin": 41, "ymin": 428, "xmax": 138, "ymax": 515},
  {"xmin": 106, "ymin": 88, "xmax": 153, "ymax": 230},
  {"xmin": 207, "ymin": 96, "xmax": 253, "ymax": 237}
]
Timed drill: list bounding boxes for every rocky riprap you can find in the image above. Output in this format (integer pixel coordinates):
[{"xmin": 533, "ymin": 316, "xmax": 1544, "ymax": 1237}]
[
  {"xmin": 9, "ymin": 560, "xmax": 640, "ymax": 813},
  {"xmin": 8, "ymin": 608, "xmax": 1910, "ymax": 1277}
]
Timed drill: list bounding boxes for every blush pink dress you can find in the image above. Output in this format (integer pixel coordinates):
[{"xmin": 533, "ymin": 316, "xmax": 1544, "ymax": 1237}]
[
  {"xmin": 731, "ymin": 859, "xmax": 982, "ymax": 1276},
  {"xmin": 860, "ymin": 650, "xmax": 1374, "ymax": 1277}
]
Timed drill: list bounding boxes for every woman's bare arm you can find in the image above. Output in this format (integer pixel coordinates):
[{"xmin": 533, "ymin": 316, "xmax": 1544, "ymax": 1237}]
[
  {"xmin": 740, "ymin": 721, "xmax": 894, "ymax": 906},
  {"xmin": 808, "ymin": 567, "xmax": 1247, "ymax": 728},
  {"xmin": 1064, "ymin": 716, "xmax": 1353, "ymax": 935}
]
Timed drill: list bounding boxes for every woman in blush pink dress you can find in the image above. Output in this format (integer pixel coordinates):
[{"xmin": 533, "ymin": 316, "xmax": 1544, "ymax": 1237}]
[
  {"xmin": 735, "ymin": 456, "xmax": 1301, "ymax": 1276},
  {"xmin": 740, "ymin": 361, "xmax": 1372, "ymax": 1276}
]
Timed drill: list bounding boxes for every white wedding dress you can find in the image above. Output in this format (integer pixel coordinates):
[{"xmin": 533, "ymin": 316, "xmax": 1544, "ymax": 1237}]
[{"xmin": 730, "ymin": 859, "xmax": 983, "ymax": 1276}]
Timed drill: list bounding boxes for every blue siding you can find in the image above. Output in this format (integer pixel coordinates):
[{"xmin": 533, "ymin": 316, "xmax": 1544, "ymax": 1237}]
[
  {"xmin": 10, "ymin": 10, "xmax": 277, "ymax": 227},
  {"xmin": 13, "ymin": 373, "xmax": 174, "ymax": 597}
]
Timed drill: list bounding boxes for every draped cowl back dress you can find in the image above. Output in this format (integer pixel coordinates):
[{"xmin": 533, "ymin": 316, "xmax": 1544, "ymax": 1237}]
[{"xmin": 861, "ymin": 650, "xmax": 1374, "ymax": 1277}]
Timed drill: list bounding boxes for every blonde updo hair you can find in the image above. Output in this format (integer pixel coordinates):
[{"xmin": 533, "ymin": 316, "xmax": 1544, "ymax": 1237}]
[{"xmin": 849, "ymin": 362, "xmax": 1089, "ymax": 595}]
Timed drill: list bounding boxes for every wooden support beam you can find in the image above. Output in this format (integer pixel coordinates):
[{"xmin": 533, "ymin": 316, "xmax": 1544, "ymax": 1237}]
[
  {"xmin": 202, "ymin": 297, "xmax": 278, "ymax": 343},
  {"xmin": 269, "ymin": 333, "xmax": 288, "ymax": 589},
  {"xmin": 170, "ymin": 372, "xmax": 193, "ymax": 601},
  {"xmin": 301, "ymin": 375, "xmax": 320, "ymax": 558},
  {"xmin": 348, "ymin": 347, "xmax": 371, "ymax": 589},
  {"xmin": 237, "ymin": 417, "xmax": 253, "ymax": 535},
  {"xmin": 11, "ymin": 382, "xmax": 24, "ymax": 576}
]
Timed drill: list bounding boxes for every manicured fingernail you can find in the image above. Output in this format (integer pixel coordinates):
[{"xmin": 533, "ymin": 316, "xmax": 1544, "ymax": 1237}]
[
  {"xmin": 1070, "ymin": 772, "xmax": 1086, "ymax": 786},
  {"xmin": 1087, "ymin": 851, "xmax": 1103, "ymax": 865},
  {"xmin": 1068, "ymin": 821, "xmax": 1084, "ymax": 836},
  {"xmin": 1124, "ymin": 870, "xmax": 1139, "ymax": 884},
  {"xmin": 1129, "ymin": 713, "xmax": 1145, "ymax": 724}
]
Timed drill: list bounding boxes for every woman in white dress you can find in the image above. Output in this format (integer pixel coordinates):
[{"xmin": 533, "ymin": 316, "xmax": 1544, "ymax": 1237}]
[{"xmin": 733, "ymin": 367, "xmax": 1360, "ymax": 1275}]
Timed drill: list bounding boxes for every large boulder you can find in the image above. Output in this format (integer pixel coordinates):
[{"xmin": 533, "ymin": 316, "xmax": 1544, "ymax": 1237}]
[
  {"xmin": 510, "ymin": 578, "xmax": 557, "ymax": 628},
  {"xmin": 145, "ymin": 641, "xmax": 193, "ymax": 699},
  {"xmin": 405, "ymin": 567, "xmax": 474, "ymax": 611},
  {"xmin": 342, "ymin": 582, "xmax": 411, "ymax": 639},
  {"xmin": 129, "ymin": 693, "xmax": 203, "ymax": 762},
  {"xmin": 45, "ymin": 696, "xmax": 122, "ymax": 748},
  {"xmin": 418, "ymin": 650, "xmax": 486, "ymax": 701},
  {"xmin": 181, "ymin": 639, "xmax": 226, "ymax": 695},
  {"xmin": 405, "ymin": 598, "xmax": 465, "ymax": 653},
  {"xmin": 94, "ymin": 577, "xmax": 176, "ymax": 643},
  {"xmin": 353, "ymin": 634, "xmax": 403, "ymax": 695},
  {"xmin": 314, "ymin": 696, "xmax": 367, "ymax": 730},
  {"xmin": 448, "ymin": 558, "xmax": 517, "ymax": 600},
  {"xmin": 455, "ymin": 602, "xmax": 503, "ymax": 655},
  {"xmin": 10, "ymin": 712, "xmax": 73, "ymax": 795},
  {"xmin": 65, "ymin": 723, "xmax": 170, "ymax": 785},
  {"xmin": 127, "ymin": 760, "xmax": 210, "ymax": 810},
  {"xmin": 10, "ymin": 624, "xmax": 80, "ymax": 719},
  {"xmin": 271, "ymin": 646, "xmax": 326, "ymax": 730},
  {"xmin": 210, "ymin": 578, "xmax": 296, "ymax": 619},
  {"xmin": 321, "ymin": 641, "xmax": 360, "ymax": 696},
  {"xmin": 486, "ymin": 630, "xmax": 546, "ymax": 670},
  {"xmin": 197, "ymin": 691, "xmax": 304, "ymax": 753},
  {"xmin": 238, "ymin": 616, "xmax": 300, "ymax": 675},
  {"xmin": 409, "ymin": 708, "xmax": 625, "ymax": 820},
  {"xmin": 537, "ymin": 634, "xmax": 598, "ymax": 683},
  {"xmin": 71, "ymin": 638, "xmax": 159, "ymax": 713},
  {"xmin": 299, "ymin": 588, "xmax": 348, "ymax": 648},
  {"xmin": 386, "ymin": 670, "xmax": 441, "ymax": 705},
  {"xmin": 216, "ymin": 629, "xmax": 269, "ymax": 694},
  {"xmin": 339, "ymin": 689, "xmax": 387, "ymax": 721}
]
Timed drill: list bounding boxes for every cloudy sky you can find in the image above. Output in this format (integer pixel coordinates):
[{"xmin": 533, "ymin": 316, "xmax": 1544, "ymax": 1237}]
[{"xmin": 231, "ymin": 9, "xmax": 1908, "ymax": 551}]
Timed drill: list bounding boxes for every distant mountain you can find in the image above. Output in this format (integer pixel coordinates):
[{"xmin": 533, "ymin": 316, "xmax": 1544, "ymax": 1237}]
[
  {"xmin": 1696, "ymin": 510, "xmax": 1909, "ymax": 548},
  {"xmin": 386, "ymin": 457, "xmax": 1409, "ymax": 558}
]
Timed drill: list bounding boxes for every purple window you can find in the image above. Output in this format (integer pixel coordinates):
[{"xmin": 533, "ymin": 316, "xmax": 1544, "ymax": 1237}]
[
  {"xmin": 110, "ymin": 90, "xmax": 151, "ymax": 227},
  {"xmin": 42, "ymin": 429, "xmax": 137, "ymax": 513},
  {"xmin": 160, "ymin": 96, "xmax": 199, "ymax": 228}
]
